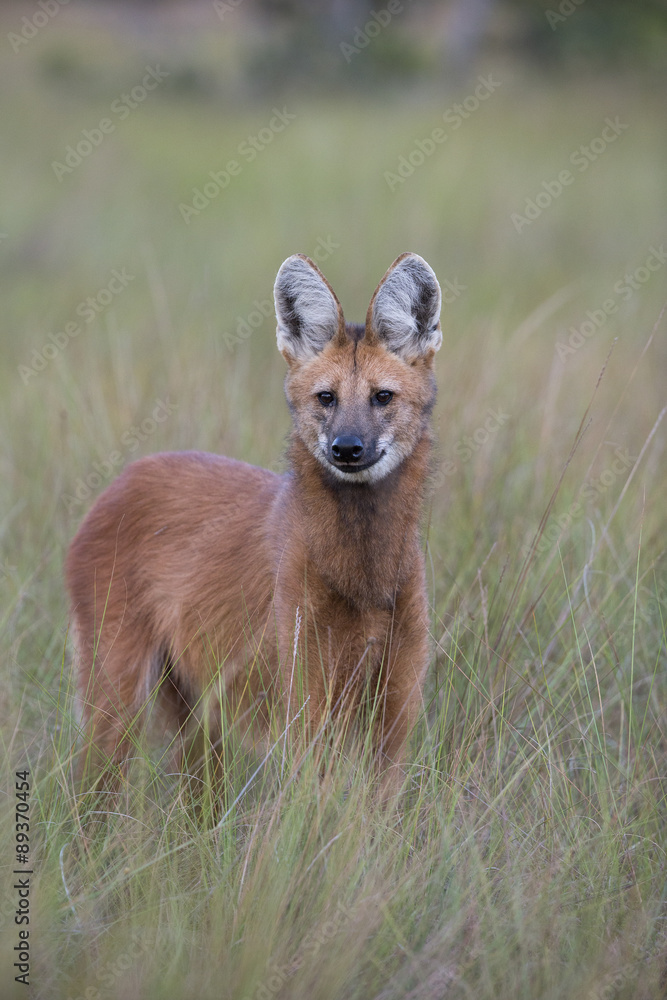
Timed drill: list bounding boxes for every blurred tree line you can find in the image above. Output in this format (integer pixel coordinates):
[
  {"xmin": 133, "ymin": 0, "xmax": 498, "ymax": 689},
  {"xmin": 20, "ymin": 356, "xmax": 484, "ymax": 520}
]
[
  {"xmin": 4, "ymin": 0, "xmax": 666, "ymax": 91},
  {"xmin": 224, "ymin": 0, "xmax": 667, "ymax": 87}
]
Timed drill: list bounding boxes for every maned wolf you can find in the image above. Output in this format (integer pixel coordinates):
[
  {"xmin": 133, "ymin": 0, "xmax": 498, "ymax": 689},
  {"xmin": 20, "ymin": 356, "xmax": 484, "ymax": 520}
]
[{"xmin": 66, "ymin": 252, "xmax": 442, "ymax": 796}]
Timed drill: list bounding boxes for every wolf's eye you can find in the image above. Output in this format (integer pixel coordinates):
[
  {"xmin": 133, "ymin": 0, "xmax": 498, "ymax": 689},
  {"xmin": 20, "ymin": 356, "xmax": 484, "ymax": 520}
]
[
  {"xmin": 317, "ymin": 391, "xmax": 336, "ymax": 407},
  {"xmin": 373, "ymin": 390, "xmax": 393, "ymax": 406}
]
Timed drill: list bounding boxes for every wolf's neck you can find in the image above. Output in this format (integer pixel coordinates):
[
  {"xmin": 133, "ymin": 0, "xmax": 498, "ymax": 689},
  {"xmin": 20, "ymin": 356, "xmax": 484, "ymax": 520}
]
[{"xmin": 287, "ymin": 434, "xmax": 431, "ymax": 609}]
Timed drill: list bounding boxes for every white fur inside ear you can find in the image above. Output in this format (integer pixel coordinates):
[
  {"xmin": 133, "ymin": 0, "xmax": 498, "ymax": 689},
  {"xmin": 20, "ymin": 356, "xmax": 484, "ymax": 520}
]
[
  {"xmin": 371, "ymin": 253, "xmax": 442, "ymax": 359},
  {"xmin": 274, "ymin": 256, "xmax": 341, "ymax": 361}
]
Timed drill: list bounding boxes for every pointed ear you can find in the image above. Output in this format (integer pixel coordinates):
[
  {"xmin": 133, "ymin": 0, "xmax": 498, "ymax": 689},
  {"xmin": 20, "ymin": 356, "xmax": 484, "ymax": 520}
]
[
  {"xmin": 367, "ymin": 252, "xmax": 442, "ymax": 360},
  {"xmin": 274, "ymin": 254, "xmax": 344, "ymax": 362}
]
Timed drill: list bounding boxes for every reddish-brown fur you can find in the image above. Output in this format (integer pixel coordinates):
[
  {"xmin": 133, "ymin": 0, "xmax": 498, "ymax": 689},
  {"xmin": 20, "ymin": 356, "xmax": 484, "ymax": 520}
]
[{"xmin": 66, "ymin": 252, "xmax": 441, "ymax": 796}]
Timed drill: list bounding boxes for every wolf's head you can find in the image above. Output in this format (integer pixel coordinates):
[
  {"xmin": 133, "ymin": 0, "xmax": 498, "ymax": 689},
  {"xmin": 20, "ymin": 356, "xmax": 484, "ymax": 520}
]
[{"xmin": 274, "ymin": 252, "xmax": 441, "ymax": 485}]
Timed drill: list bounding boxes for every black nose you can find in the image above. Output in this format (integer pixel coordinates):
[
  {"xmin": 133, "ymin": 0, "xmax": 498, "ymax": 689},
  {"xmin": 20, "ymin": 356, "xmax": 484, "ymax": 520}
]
[{"xmin": 331, "ymin": 435, "xmax": 364, "ymax": 463}]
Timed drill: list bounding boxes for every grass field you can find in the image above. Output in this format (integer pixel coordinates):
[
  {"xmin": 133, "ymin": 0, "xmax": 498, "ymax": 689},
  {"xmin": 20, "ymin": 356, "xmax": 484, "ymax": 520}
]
[{"xmin": 1, "ymin": 7, "xmax": 666, "ymax": 999}]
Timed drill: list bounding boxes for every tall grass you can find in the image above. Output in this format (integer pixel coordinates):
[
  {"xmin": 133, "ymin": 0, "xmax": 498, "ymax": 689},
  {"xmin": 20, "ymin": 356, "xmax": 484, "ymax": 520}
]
[{"xmin": 1, "ymin": 11, "xmax": 666, "ymax": 999}]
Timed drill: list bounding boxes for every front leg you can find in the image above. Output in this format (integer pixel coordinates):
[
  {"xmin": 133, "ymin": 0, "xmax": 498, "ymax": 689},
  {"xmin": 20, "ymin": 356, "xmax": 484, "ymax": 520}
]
[
  {"xmin": 374, "ymin": 593, "xmax": 430, "ymax": 799},
  {"xmin": 375, "ymin": 668, "xmax": 425, "ymax": 798},
  {"xmin": 275, "ymin": 585, "xmax": 366, "ymax": 760}
]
